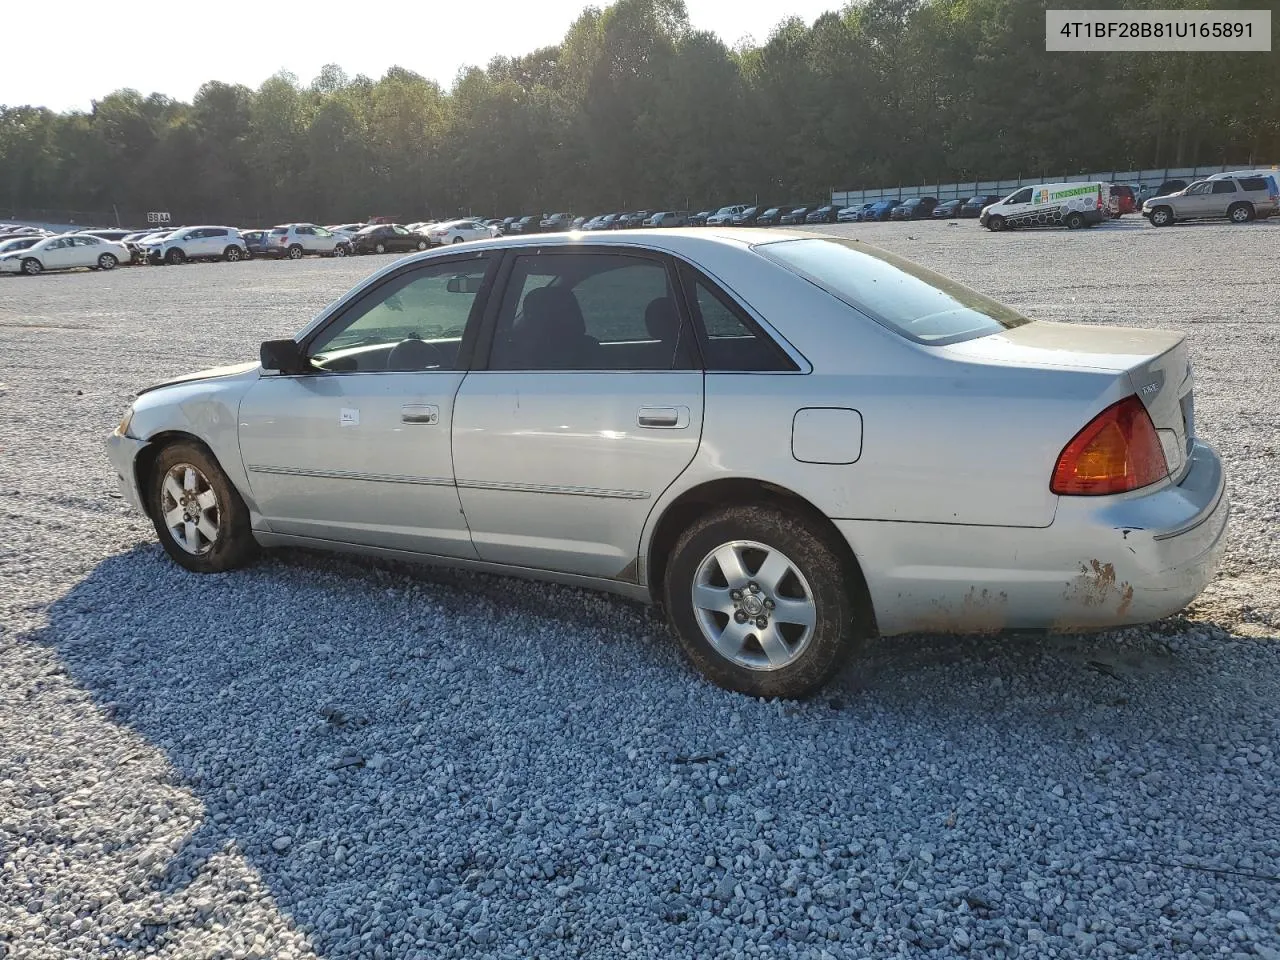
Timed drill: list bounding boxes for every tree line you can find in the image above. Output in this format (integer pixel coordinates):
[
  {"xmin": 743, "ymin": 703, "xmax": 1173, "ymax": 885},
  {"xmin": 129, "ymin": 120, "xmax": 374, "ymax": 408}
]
[{"xmin": 2, "ymin": 0, "xmax": 1276, "ymax": 226}]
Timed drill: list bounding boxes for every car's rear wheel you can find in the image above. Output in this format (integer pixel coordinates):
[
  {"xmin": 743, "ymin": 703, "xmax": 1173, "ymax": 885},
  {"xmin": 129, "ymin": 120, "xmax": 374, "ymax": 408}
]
[
  {"xmin": 224, "ymin": 246, "xmax": 242, "ymax": 262},
  {"xmin": 287, "ymin": 244, "xmax": 304, "ymax": 260},
  {"xmin": 663, "ymin": 504, "xmax": 864, "ymax": 699},
  {"xmin": 166, "ymin": 248, "xmax": 185, "ymax": 264},
  {"xmin": 97, "ymin": 253, "xmax": 118, "ymax": 270},
  {"xmin": 148, "ymin": 441, "xmax": 256, "ymax": 574},
  {"xmin": 1149, "ymin": 206, "xmax": 1173, "ymax": 226},
  {"xmin": 987, "ymin": 215, "xmax": 1006, "ymax": 232},
  {"xmin": 416, "ymin": 240, "xmax": 428, "ymax": 250},
  {"xmin": 333, "ymin": 244, "xmax": 349, "ymax": 258},
  {"xmin": 1228, "ymin": 202, "xmax": 1254, "ymax": 224},
  {"xmin": 375, "ymin": 242, "xmax": 387, "ymax": 254},
  {"xmin": 451, "ymin": 236, "xmax": 463, "ymax": 244},
  {"xmin": 21, "ymin": 258, "xmax": 42, "ymax": 275},
  {"xmin": 1065, "ymin": 212, "xmax": 1086, "ymax": 229}
]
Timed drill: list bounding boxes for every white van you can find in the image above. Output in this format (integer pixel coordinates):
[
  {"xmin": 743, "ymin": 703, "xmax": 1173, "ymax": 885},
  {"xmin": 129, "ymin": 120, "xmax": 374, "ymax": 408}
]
[{"xmin": 979, "ymin": 182, "xmax": 1108, "ymax": 232}]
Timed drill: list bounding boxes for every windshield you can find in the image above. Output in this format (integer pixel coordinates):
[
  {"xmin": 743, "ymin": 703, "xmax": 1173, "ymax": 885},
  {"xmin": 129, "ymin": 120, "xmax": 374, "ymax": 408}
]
[{"xmin": 756, "ymin": 237, "xmax": 1031, "ymax": 346}]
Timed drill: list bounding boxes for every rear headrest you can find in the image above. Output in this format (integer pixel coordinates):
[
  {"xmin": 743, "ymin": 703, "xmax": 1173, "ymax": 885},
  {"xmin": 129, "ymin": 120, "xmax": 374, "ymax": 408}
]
[
  {"xmin": 523, "ymin": 286, "xmax": 586, "ymax": 338},
  {"xmin": 644, "ymin": 296, "xmax": 680, "ymax": 342}
]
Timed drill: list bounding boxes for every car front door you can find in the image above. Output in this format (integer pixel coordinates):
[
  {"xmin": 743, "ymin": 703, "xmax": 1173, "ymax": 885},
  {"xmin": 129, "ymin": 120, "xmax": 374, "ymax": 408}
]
[
  {"xmin": 311, "ymin": 226, "xmax": 336, "ymax": 253},
  {"xmin": 1178, "ymin": 181, "xmax": 1214, "ymax": 217},
  {"xmin": 238, "ymin": 252, "xmax": 496, "ymax": 556},
  {"xmin": 451, "ymin": 249, "xmax": 704, "ymax": 580}
]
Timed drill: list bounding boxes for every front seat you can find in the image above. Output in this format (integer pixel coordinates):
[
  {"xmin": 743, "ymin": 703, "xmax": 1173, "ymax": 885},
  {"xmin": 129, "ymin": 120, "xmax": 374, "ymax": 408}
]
[
  {"xmin": 520, "ymin": 287, "xmax": 599, "ymax": 369},
  {"xmin": 643, "ymin": 296, "xmax": 681, "ymax": 368}
]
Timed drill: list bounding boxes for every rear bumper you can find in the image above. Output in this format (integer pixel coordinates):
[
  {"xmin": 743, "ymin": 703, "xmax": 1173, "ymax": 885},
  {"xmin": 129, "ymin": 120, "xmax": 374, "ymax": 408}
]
[
  {"xmin": 838, "ymin": 440, "xmax": 1228, "ymax": 636},
  {"xmin": 105, "ymin": 430, "xmax": 149, "ymax": 513}
]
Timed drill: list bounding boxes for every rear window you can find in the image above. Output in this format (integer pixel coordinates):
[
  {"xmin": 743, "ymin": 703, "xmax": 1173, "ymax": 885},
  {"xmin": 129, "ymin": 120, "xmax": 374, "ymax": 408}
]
[{"xmin": 756, "ymin": 237, "xmax": 1031, "ymax": 346}]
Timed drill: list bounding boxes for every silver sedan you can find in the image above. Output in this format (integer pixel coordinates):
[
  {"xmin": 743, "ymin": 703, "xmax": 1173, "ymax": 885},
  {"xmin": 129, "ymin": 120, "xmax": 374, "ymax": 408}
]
[{"xmin": 105, "ymin": 230, "xmax": 1228, "ymax": 698}]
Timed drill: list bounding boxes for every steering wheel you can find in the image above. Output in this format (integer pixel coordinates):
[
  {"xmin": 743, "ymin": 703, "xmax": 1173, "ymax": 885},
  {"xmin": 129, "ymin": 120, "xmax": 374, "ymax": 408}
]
[{"xmin": 385, "ymin": 337, "xmax": 445, "ymax": 371}]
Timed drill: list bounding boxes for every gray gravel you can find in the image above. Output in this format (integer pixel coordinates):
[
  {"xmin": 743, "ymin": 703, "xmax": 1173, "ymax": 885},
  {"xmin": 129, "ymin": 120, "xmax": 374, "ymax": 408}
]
[{"xmin": 2, "ymin": 223, "xmax": 1279, "ymax": 959}]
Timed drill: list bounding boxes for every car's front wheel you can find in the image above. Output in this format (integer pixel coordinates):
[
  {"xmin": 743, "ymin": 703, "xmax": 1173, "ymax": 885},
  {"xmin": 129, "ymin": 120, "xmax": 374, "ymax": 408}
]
[
  {"xmin": 166, "ymin": 248, "xmax": 185, "ymax": 265},
  {"xmin": 986, "ymin": 215, "xmax": 1006, "ymax": 232},
  {"xmin": 664, "ymin": 503, "xmax": 864, "ymax": 699},
  {"xmin": 333, "ymin": 244, "xmax": 349, "ymax": 258},
  {"xmin": 224, "ymin": 245, "xmax": 242, "ymax": 262},
  {"xmin": 148, "ymin": 441, "xmax": 257, "ymax": 573},
  {"xmin": 374, "ymin": 242, "xmax": 387, "ymax": 254},
  {"xmin": 1149, "ymin": 206, "xmax": 1174, "ymax": 226},
  {"xmin": 21, "ymin": 258, "xmax": 42, "ymax": 275},
  {"xmin": 416, "ymin": 240, "xmax": 428, "ymax": 250}
]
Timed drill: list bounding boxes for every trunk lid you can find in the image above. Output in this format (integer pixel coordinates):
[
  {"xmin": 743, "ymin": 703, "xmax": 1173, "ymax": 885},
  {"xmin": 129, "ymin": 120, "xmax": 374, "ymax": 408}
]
[{"xmin": 940, "ymin": 321, "xmax": 1194, "ymax": 479}]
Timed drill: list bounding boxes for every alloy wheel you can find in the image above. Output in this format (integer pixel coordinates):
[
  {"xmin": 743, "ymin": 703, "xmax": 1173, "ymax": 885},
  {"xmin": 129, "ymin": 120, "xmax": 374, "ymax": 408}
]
[
  {"xmin": 160, "ymin": 463, "xmax": 220, "ymax": 555},
  {"xmin": 691, "ymin": 540, "xmax": 817, "ymax": 671}
]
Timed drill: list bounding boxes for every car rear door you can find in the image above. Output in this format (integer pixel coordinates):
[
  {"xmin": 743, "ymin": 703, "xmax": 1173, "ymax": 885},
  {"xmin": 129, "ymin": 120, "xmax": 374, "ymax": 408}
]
[
  {"xmin": 1209, "ymin": 180, "xmax": 1239, "ymax": 216},
  {"xmin": 238, "ymin": 252, "xmax": 496, "ymax": 556},
  {"xmin": 451, "ymin": 248, "xmax": 704, "ymax": 580}
]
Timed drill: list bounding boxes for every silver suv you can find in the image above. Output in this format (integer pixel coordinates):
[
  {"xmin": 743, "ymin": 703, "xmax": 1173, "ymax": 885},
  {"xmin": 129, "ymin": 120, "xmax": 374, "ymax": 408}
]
[
  {"xmin": 1143, "ymin": 173, "xmax": 1279, "ymax": 226},
  {"xmin": 264, "ymin": 223, "xmax": 353, "ymax": 259},
  {"xmin": 149, "ymin": 226, "xmax": 248, "ymax": 264}
]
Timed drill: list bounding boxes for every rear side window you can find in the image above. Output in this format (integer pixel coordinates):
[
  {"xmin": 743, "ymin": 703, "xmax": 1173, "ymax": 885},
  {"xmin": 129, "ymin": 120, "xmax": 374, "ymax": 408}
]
[
  {"xmin": 1239, "ymin": 177, "xmax": 1268, "ymax": 191},
  {"xmin": 757, "ymin": 237, "xmax": 1031, "ymax": 346},
  {"xmin": 271, "ymin": 227, "xmax": 288, "ymax": 235},
  {"xmin": 677, "ymin": 265, "xmax": 797, "ymax": 372},
  {"xmin": 1211, "ymin": 181, "xmax": 1237, "ymax": 194}
]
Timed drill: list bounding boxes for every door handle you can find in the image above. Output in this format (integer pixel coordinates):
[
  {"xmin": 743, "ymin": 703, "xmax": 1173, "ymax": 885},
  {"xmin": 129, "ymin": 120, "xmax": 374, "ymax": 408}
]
[
  {"xmin": 637, "ymin": 405, "xmax": 689, "ymax": 429},
  {"xmin": 401, "ymin": 404, "xmax": 439, "ymax": 424}
]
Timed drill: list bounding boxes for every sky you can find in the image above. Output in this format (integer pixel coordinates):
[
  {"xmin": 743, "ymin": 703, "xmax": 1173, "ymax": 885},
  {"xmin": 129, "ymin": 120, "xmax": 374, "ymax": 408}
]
[{"xmin": 1, "ymin": 0, "xmax": 841, "ymax": 112}]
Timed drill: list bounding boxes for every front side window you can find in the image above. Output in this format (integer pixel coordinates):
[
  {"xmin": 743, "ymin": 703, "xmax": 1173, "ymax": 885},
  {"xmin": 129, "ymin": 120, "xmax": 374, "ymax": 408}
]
[
  {"xmin": 757, "ymin": 236, "xmax": 1031, "ymax": 346},
  {"xmin": 1005, "ymin": 188, "xmax": 1033, "ymax": 204},
  {"xmin": 307, "ymin": 257, "xmax": 491, "ymax": 373},
  {"xmin": 1185, "ymin": 182, "xmax": 1211, "ymax": 195},
  {"xmin": 488, "ymin": 253, "xmax": 690, "ymax": 371}
]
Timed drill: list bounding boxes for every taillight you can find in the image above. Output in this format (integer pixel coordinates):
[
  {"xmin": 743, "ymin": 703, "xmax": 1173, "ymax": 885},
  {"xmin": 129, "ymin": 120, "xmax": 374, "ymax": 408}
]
[{"xmin": 1051, "ymin": 396, "xmax": 1168, "ymax": 496}]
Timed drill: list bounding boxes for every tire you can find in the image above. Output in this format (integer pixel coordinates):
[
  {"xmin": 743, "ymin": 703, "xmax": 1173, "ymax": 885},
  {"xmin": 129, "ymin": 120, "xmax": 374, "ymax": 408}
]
[
  {"xmin": 1065, "ymin": 212, "xmax": 1085, "ymax": 230},
  {"xmin": 374, "ymin": 242, "xmax": 386, "ymax": 254},
  {"xmin": 451, "ymin": 236, "xmax": 463, "ymax": 244},
  {"xmin": 224, "ymin": 246, "xmax": 243, "ymax": 262},
  {"xmin": 287, "ymin": 244, "xmax": 304, "ymax": 260},
  {"xmin": 97, "ymin": 253, "xmax": 118, "ymax": 270},
  {"xmin": 21, "ymin": 258, "xmax": 41, "ymax": 276},
  {"xmin": 663, "ymin": 503, "xmax": 865, "ymax": 699},
  {"xmin": 1228, "ymin": 202, "xmax": 1254, "ymax": 224},
  {"xmin": 416, "ymin": 240, "xmax": 428, "ymax": 250},
  {"xmin": 166, "ymin": 248, "xmax": 185, "ymax": 265},
  {"xmin": 333, "ymin": 244, "xmax": 349, "ymax": 258},
  {"xmin": 147, "ymin": 441, "xmax": 256, "ymax": 574},
  {"xmin": 1149, "ymin": 206, "xmax": 1174, "ymax": 227},
  {"xmin": 987, "ymin": 215, "xmax": 1005, "ymax": 232}
]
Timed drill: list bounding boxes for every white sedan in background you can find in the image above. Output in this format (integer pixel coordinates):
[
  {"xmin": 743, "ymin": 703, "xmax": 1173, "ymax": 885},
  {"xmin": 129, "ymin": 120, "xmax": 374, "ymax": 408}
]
[
  {"xmin": 0, "ymin": 233, "xmax": 129, "ymax": 275},
  {"xmin": 426, "ymin": 219, "xmax": 499, "ymax": 245}
]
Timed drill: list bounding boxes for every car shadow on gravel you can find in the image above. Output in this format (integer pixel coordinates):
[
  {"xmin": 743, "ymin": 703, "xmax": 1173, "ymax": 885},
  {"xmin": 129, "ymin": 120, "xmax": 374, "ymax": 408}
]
[{"xmin": 31, "ymin": 543, "xmax": 1280, "ymax": 957}]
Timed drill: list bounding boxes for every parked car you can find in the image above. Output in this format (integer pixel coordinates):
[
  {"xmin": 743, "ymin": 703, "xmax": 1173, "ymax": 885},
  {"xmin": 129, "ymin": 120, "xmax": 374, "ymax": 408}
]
[
  {"xmin": 0, "ymin": 235, "xmax": 46, "ymax": 257},
  {"xmin": 240, "ymin": 230, "xmax": 271, "ymax": 258},
  {"xmin": 730, "ymin": 206, "xmax": 765, "ymax": 227},
  {"xmin": 617, "ymin": 211, "xmax": 652, "ymax": 229},
  {"xmin": 644, "ymin": 211, "xmax": 689, "ymax": 228},
  {"xmin": 755, "ymin": 206, "xmax": 792, "ymax": 226},
  {"xmin": 891, "ymin": 197, "xmax": 938, "ymax": 220},
  {"xmin": 105, "ymin": 231, "xmax": 1226, "ymax": 699},
  {"xmin": 959, "ymin": 195, "xmax": 1001, "ymax": 218},
  {"xmin": 148, "ymin": 226, "xmax": 248, "ymax": 264},
  {"xmin": 706, "ymin": 205, "xmax": 747, "ymax": 226},
  {"xmin": 498, "ymin": 217, "xmax": 520, "ymax": 235},
  {"xmin": 0, "ymin": 233, "xmax": 129, "ymax": 275},
  {"xmin": 1143, "ymin": 173, "xmax": 1279, "ymax": 226},
  {"xmin": 805, "ymin": 205, "xmax": 844, "ymax": 224},
  {"xmin": 125, "ymin": 229, "xmax": 172, "ymax": 264},
  {"xmin": 571, "ymin": 217, "xmax": 586, "ymax": 230},
  {"xmin": 264, "ymin": 223, "xmax": 353, "ymax": 259},
  {"xmin": 980, "ymin": 183, "xmax": 1107, "ymax": 231},
  {"xmin": 837, "ymin": 204, "xmax": 874, "ymax": 223},
  {"xmin": 1107, "ymin": 185, "xmax": 1138, "ymax": 217},
  {"xmin": 508, "ymin": 216, "xmax": 542, "ymax": 235},
  {"xmin": 351, "ymin": 224, "xmax": 431, "ymax": 254},
  {"xmin": 688, "ymin": 210, "xmax": 713, "ymax": 227},
  {"xmin": 932, "ymin": 200, "xmax": 963, "ymax": 219},
  {"xmin": 427, "ymin": 219, "xmax": 499, "ymax": 245},
  {"xmin": 483, "ymin": 219, "xmax": 506, "ymax": 233},
  {"xmin": 540, "ymin": 213, "xmax": 575, "ymax": 232},
  {"xmin": 779, "ymin": 206, "xmax": 815, "ymax": 225}
]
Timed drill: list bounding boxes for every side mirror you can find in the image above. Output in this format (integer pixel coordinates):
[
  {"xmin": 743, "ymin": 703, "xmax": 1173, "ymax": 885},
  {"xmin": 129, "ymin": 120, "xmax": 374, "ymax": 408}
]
[{"xmin": 260, "ymin": 338, "xmax": 309, "ymax": 374}]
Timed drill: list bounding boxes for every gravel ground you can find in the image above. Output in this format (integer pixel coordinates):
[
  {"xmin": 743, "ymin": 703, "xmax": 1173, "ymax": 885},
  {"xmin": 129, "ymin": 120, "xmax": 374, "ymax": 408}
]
[{"xmin": 2, "ymin": 221, "xmax": 1278, "ymax": 959}]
